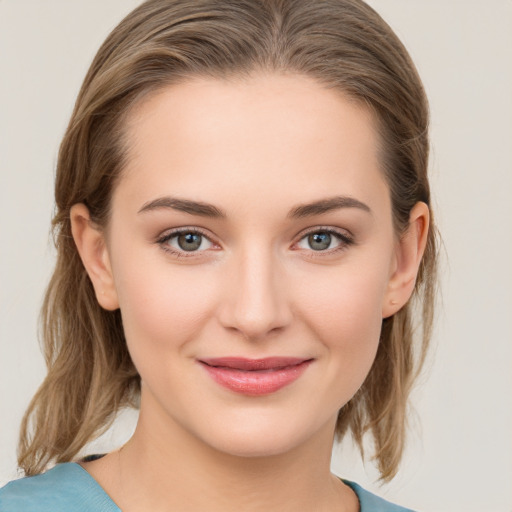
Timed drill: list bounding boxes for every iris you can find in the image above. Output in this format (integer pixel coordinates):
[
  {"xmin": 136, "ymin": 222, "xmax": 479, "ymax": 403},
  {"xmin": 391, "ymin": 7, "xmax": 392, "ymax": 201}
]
[
  {"xmin": 308, "ymin": 232, "xmax": 332, "ymax": 251},
  {"xmin": 178, "ymin": 233, "xmax": 203, "ymax": 251}
]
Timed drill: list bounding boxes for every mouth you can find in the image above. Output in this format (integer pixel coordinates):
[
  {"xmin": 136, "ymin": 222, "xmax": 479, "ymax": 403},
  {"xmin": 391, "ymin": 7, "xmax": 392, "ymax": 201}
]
[{"xmin": 198, "ymin": 357, "xmax": 314, "ymax": 396}]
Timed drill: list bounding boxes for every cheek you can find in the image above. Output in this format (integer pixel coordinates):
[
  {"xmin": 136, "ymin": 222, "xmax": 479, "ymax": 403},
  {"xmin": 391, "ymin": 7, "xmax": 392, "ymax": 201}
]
[
  {"xmin": 296, "ymin": 262, "xmax": 389, "ymax": 388},
  {"xmin": 111, "ymin": 251, "xmax": 220, "ymax": 364},
  {"xmin": 298, "ymin": 260, "xmax": 388, "ymax": 334}
]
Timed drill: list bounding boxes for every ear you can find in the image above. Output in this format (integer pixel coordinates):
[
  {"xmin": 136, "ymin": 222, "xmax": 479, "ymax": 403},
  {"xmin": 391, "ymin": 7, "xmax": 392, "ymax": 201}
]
[
  {"xmin": 70, "ymin": 203, "xmax": 119, "ymax": 311},
  {"xmin": 382, "ymin": 202, "xmax": 430, "ymax": 318}
]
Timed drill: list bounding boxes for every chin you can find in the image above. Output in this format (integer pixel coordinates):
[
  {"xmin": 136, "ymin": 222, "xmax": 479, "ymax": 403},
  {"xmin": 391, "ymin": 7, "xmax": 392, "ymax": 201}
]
[
  {"xmin": 208, "ymin": 431, "xmax": 305, "ymax": 459},
  {"xmin": 193, "ymin": 410, "xmax": 333, "ymax": 460}
]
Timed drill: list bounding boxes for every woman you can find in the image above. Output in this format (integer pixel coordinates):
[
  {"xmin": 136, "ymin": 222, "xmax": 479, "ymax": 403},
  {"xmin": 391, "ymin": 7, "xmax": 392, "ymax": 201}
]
[{"xmin": 0, "ymin": 0, "xmax": 437, "ymax": 510}]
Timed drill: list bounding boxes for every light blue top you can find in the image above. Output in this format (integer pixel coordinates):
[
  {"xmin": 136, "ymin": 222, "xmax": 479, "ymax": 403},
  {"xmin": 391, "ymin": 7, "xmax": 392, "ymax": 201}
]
[{"xmin": 0, "ymin": 463, "xmax": 416, "ymax": 511}]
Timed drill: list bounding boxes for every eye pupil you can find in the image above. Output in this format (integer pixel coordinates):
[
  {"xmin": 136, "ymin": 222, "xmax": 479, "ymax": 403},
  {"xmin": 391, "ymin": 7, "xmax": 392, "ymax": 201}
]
[
  {"xmin": 178, "ymin": 233, "xmax": 202, "ymax": 251},
  {"xmin": 308, "ymin": 232, "xmax": 331, "ymax": 251}
]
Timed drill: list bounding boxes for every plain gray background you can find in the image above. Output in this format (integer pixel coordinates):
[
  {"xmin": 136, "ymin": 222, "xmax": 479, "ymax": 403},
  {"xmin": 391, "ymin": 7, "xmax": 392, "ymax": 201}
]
[{"xmin": 1, "ymin": 1, "xmax": 511, "ymax": 511}]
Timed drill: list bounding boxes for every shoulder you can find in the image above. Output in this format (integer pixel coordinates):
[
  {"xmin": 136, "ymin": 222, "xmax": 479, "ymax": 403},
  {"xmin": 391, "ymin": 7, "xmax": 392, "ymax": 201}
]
[
  {"xmin": 344, "ymin": 480, "xmax": 417, "ymax": 512},
  {"xmin": 0, "ymin": 463, "xmax": 120, "ymax": 512}
]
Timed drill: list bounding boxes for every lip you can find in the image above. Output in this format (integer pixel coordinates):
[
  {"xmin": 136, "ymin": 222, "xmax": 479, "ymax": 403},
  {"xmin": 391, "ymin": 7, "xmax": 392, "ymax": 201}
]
[{"xmin": 198, "ymin": 357, "xmax": 313, "ymax": 396}]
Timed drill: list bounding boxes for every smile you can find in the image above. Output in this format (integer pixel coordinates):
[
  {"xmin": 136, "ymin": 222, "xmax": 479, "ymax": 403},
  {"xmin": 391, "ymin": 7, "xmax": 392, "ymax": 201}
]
[{"xmin": 198, "ymin": 357, "xmax": 314, "ymax": 396}]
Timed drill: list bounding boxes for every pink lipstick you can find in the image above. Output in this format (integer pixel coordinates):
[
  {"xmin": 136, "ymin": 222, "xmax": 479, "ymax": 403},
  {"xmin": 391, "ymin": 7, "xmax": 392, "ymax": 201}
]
[{"xmin": 198, "ymin": 357, "xmax": 313, "ymax": 396}]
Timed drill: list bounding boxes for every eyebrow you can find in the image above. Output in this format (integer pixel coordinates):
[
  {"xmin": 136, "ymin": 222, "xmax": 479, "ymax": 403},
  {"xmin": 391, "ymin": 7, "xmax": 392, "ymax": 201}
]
[
  {"xmin": 137, "ymin": 195, "xmax": 371, "ymax": 219},
  {"xmin": 138, "ymin": 197, "xmax": 227, "ymax": 218},
  {"xmin": 287, "ymin": 196, "xmax": 371, "ymax": 218}
]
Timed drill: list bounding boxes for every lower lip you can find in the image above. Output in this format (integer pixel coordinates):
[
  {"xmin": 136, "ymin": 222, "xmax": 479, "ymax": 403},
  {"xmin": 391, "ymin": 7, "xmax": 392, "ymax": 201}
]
[{"xmin": 200, "ymin": 360, "xmax": 312, "ymax": 396}]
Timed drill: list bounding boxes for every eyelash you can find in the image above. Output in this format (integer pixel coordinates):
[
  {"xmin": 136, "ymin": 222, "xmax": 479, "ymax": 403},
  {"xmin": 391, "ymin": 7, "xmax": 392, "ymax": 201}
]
[
  {"xmin": 294, "ymin": 227, "xmax": 355, "ymax": 258},
  {"xmin": 155, "ymin": 226, "xmax": 355, "ymax": 259},
  {"xmin": 156, "ymin": 227, "xmax": 216, "ymax": 258}
]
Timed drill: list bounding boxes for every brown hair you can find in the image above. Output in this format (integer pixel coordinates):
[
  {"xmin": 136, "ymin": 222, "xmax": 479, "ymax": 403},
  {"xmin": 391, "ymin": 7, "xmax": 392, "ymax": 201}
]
[{"xmin": 18, "ymin": 0, "xmax": 437, "ymax": 481}]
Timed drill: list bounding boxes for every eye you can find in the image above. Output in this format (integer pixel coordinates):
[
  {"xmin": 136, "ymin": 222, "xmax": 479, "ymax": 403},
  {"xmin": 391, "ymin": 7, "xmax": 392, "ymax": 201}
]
[
  {"xmin": 296, "ymin": 229, "xmax": 353, "ymax": 252},
  {"xmin": 158, "ymin": 229, "xmax": 215, "ymax": 255}
]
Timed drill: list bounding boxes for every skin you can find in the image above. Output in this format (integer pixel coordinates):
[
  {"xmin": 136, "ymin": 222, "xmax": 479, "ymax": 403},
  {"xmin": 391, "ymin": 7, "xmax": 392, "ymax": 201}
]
[{"xmin": 71, "ymin": 73, "xmax": 429, "ymax": 512}]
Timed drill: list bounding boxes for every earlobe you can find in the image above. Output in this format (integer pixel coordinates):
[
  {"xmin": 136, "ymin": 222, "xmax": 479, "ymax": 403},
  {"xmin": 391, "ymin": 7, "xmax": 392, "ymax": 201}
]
[
  {"xmin": 382, "ymin": 202, "xmax": 430, "ymax": 318},
  {"xmin": 70, "ymin": 203, "xmax": 119, "ymax": 311}
]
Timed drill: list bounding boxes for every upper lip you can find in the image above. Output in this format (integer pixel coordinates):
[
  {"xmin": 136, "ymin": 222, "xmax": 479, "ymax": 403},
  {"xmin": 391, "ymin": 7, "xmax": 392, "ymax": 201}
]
[{"xmin": 199, "ymin": 357, "xmax": 312, "ymax": 371}]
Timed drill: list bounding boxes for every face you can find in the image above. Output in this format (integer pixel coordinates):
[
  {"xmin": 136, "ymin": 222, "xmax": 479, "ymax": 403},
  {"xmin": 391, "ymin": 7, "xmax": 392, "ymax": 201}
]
[{"xmin": 99, "ymin": 74, "xmax": 402, "ymax": 457}]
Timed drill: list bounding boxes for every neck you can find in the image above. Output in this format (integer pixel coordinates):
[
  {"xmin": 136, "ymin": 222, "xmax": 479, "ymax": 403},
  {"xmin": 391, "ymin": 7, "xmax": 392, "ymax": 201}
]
[{"xmin": 116, "ymin": 398, "xmax": 354, "ymax": 512}]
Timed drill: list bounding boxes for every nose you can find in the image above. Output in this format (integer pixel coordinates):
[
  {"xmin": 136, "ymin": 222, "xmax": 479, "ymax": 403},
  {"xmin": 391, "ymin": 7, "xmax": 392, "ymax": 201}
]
[{"xmin": 217, "ymin": 245, "xmax": 293, "ymax": 341}]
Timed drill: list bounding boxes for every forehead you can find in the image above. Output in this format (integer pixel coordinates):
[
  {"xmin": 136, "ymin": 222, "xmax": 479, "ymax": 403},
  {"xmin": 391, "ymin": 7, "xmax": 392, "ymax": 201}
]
[{"xmin": 116, "ymin": 73, "xmax": 388, "ymax": 215}]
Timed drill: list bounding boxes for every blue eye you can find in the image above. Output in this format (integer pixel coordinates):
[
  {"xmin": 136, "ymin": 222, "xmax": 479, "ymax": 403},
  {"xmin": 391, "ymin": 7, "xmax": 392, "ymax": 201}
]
[
  {"xmin": 307, "ymin": 232, "xmax": 333, "ymax": 251},
  {"xmin": 176, "ymin": 232, "xmax": 203, "ymax": 251},
  {"xmin": 160, "ymin": 230, "xmax": 214, "ymax": 253},
  {"xmin": 296, "ymin": 230, "xmax": 352, "ymax": 252}
]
